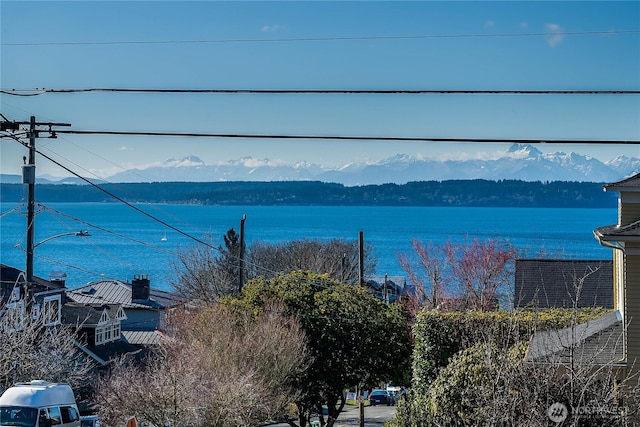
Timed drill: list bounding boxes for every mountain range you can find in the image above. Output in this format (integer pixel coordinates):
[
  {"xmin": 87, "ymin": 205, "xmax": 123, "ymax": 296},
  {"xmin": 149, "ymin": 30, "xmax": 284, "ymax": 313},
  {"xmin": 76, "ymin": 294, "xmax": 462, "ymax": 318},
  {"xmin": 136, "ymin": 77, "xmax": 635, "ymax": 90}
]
[{"xmin": 3, "ymin": 144, "xmax": 640, "ymax": 185}]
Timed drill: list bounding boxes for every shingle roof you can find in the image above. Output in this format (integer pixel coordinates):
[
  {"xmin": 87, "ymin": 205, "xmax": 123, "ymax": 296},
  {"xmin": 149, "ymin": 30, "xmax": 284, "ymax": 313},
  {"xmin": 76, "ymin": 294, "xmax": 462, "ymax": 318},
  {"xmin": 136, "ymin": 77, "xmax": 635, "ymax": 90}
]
[
  {"xmin": 604, "ymin": 173, "xmax": 640, "ymax": 192},
  {"xmin": 514, "ymin": 259, "xmax": 613, "ymax": 309},
  {"xmin": 527, "ymin": 310, "xmax": 624, "ymax": 366},
  {"xmin": 1, "ymin": 264, "xmax": 65, "ymax": 306},
  {"xmin": 595, "ymin": 220, "xmax": 640, "ymax": 240},
  {"xmin": 61, "ymin": 302, "xmax": 124, "ymax": 326},
  {"xmin": 89, "ymin": 338, "xmax": 141, "ymax": 363}
]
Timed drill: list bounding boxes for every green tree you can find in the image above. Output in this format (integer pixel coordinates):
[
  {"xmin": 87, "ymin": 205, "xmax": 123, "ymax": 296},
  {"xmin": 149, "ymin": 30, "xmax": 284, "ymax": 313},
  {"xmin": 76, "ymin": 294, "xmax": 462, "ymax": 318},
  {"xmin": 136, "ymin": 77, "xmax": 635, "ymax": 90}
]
[
  {"xmin": 230, "ymin": 271, "xmax": 412, "ymax": 427},
  {"xmin": 219, "ymin": 227, "xmax": 245, "ymax": 290}
]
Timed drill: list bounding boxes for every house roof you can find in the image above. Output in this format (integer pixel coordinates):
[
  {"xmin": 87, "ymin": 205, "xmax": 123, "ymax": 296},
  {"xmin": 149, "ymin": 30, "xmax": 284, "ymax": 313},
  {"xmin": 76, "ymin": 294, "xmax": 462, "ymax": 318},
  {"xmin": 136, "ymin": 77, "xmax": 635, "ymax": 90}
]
[
  {"xmin": 61, "ymin": 302, "xmax": 124, "ymax": 327},
  {"xmin": 122, "ymin": 330, "xmax": 163, "ymax": 346},
  {"xmin": 514, "ymin": 259, "xmax": 613, "ymax": 309},
  {"xmin": 85, "ymin": 337, "xmax": 141, "ymax": 365},
  {"xmin": 603, "ymin": 173, "xmax": 640, "ymax": 192},
  {"xmin": 66, "ymin": 279, "xmax": 184, "ymax": 310},
  {"xmin": 1, "ymin": 264, "xmax": 65, "ymax": 306},
  {"xmin": 526, "ymin": 310, "xmax": 624, "ymax": 366},
  {"xmin": 594, "ymin": 220, "xmax": 640, "ymax": 242}
]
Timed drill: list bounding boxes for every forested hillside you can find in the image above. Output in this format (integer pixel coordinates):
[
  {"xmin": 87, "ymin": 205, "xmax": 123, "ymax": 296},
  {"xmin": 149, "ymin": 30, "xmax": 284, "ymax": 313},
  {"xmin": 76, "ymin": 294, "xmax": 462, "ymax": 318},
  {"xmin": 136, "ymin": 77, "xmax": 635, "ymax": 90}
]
[{"xmin": 0, "ymin": 180, "xmax": 616, "ymax": 208}]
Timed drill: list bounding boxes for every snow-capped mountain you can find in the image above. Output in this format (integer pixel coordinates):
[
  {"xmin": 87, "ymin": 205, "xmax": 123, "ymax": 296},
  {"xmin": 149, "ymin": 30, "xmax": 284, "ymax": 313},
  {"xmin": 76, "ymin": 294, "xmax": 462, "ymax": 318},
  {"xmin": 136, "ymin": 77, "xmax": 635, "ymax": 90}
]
[{"xmin": 100, "ymin": 144, "xmax": 640, "ymax": 185}]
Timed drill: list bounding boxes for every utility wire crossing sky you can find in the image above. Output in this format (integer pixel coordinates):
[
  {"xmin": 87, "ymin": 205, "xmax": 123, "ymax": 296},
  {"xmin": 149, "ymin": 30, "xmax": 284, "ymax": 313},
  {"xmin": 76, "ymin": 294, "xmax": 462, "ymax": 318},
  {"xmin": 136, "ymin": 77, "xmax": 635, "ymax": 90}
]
[{"xmin": 1, "ymin": 1, "xmax": 639, "ymax": 179}]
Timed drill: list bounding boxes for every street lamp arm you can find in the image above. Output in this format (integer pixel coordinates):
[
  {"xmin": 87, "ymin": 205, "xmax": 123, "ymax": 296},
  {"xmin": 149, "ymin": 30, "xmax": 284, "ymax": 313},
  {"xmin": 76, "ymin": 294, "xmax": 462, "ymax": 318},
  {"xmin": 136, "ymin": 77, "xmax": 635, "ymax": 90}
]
[{"xmin": 33, "ymin": 230, "xmax": 90, "ymax": 249}]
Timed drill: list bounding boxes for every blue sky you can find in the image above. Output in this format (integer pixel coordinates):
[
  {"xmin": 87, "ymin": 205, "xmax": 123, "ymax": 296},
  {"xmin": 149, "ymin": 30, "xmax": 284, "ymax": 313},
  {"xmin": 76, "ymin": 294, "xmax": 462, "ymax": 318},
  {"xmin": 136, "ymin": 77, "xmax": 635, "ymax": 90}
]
[{"xmin": 1, "ymin": 1, "xmax": 639, "ymax": 179}]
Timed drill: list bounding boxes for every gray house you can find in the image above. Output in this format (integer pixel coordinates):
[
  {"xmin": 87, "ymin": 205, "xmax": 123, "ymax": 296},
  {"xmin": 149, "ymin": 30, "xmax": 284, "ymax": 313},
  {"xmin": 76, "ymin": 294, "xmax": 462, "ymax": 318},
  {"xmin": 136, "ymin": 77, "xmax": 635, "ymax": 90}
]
[{"xmin": 65, "ymin": 275, "xmax": 185, "ymax": 346}]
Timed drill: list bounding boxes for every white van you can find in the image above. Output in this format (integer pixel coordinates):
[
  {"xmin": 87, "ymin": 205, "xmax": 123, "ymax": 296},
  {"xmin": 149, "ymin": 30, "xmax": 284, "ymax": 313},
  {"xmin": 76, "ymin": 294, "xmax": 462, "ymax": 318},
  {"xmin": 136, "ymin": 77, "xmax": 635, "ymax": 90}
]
[{"xmin": 0, "ymin": 380, "xmax": 81, "ymax": 427}]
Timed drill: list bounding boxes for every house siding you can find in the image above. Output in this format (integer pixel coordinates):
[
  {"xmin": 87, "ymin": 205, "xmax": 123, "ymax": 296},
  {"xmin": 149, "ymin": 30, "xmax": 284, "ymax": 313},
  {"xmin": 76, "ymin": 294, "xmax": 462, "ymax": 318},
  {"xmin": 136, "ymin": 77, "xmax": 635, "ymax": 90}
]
[
  {"xmin": 619, "ymin": 197, "xmax": 640, "ymax": 226},
  {"xmin": 626, "ymin": 253, "xmax": 640, "ymax": 375}
]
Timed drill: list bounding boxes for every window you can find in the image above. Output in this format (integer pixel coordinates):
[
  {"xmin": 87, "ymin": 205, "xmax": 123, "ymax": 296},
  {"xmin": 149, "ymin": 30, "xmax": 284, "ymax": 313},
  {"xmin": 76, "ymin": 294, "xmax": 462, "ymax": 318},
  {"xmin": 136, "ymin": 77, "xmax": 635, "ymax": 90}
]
[
  {"xmin": 96, "ymin": 321, "xmax": 121, "ymax": 345},
  {"xmin": 60, "ymin": 406, "xmax": 79, "ymax": 423},
  {"xmin": 0, "ymin": 406, "xmax": 38, "ymax": 427},
  {"xmin": 5, "ymin": 301, "xmax": 25, "ymax": 331},
  {"xmin": 43, "ymin": 295, "xmax": 61, "ymax": 326},
  {"xmin": 47, "ymin": 407, "xmax": 61, "ymax": 425},
  {"xmin": 112, "ymin": 322, "xmax": 121, "ymax": 340},
  {"xmin": 10, "ymin": 286, "xmax": 21, "ymax": 302},
  {"xmin": 32, "ymin": 303, "xmax": 41, "ymax": 320},
  {"xmin": 95, "ymin": 327, "xmax": 104, "ymax": 345}
]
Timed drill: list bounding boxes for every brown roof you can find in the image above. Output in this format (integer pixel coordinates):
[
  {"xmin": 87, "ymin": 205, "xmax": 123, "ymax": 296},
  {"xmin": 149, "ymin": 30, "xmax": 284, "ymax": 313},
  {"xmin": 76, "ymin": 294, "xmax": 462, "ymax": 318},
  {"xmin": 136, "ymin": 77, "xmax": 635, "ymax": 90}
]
[{"xmin": 514, "ymin": 259, "xmax": 613, "ymax": 309}]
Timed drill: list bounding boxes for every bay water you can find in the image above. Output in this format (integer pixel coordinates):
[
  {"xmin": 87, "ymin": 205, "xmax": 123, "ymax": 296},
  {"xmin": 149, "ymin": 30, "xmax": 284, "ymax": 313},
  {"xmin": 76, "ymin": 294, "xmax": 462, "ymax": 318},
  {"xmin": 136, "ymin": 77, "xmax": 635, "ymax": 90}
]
[{"xmin": 0, "ymin": 202, "xmax": 616, "ymax": 292}]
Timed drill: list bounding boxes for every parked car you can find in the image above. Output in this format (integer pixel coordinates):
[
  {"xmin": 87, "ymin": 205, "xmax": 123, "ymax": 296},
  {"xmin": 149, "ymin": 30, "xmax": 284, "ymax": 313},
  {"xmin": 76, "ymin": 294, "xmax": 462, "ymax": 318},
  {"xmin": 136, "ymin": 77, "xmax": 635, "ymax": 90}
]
[
  {"xmin": 0, "ymin": 380, "xmax": 81, "ymax": 427},
  {"xmin": 80, "ymin": 415, "xmax": 100, "ymax": 427},
  {"xmin": 368, "ymin": 389, "xmax": 395, "ymax": 406}
]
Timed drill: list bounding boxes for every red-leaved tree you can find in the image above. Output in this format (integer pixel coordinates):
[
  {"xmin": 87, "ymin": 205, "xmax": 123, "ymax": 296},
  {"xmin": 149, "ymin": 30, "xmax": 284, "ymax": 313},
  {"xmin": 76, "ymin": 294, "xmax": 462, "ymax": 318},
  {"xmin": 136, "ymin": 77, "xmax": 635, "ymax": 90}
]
[
  {"xmin": 399, "ymin": 237, "xmax": 517, "ymax": 312},
  {"xmin": 445, "ymin": 237, "xmax": 517, "ymax": 311}
]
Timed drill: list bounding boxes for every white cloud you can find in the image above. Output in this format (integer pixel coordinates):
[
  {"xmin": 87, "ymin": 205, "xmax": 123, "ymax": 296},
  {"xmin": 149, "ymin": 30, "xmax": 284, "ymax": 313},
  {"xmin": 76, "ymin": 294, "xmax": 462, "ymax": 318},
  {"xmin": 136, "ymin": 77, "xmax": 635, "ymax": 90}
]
[
  {"xmin": 545, "ymin": 23, "xmax": 565, "ymax": 47},
  {"xmin": 261, "ymin": 24, "xmax": 283, "ymax": 32},
  {"xmin": 520, "ymin": 21, "xmax": 529, "ymax": 29},
  {"xmin": 118, "ymin": 146, "xmax": 134, "ymax": 151},
  {"xmin": 485, "ymin": 20, "xmax": 495, "ymax": 28}
]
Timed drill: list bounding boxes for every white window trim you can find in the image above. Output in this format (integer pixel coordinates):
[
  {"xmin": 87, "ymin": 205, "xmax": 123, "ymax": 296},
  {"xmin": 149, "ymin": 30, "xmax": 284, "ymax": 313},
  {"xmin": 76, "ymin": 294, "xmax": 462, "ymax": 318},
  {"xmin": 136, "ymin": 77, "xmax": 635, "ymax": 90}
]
[
  {"xmin": 43, "ymin": 295, "xmax": 61, "ymax": 326},
  {"xmin": 10, "ymin": 286, "xmax": 21, "ymax": 302},
  {"xmin": 95, "ymin": 320, "xmax": 122, "ymax": 345},
  {"xmin": 115, "ymin": 306, "xmax": 127, "ymax": 321},
  {"xmin": 98, "ymin": 310, "xmax": 110, "ymax": 325},
  {"xmin": 32, "ymin": 303, "xmax": 41, "ymax": 320}
]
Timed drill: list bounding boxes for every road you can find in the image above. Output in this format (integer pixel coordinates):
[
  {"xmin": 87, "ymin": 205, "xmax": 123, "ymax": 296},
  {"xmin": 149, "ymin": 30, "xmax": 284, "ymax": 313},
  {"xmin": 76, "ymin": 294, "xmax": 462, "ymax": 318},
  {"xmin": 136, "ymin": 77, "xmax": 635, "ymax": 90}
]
[{"xmin": 264, "ymin": 404, "xmax": 397, "ymax": 427}]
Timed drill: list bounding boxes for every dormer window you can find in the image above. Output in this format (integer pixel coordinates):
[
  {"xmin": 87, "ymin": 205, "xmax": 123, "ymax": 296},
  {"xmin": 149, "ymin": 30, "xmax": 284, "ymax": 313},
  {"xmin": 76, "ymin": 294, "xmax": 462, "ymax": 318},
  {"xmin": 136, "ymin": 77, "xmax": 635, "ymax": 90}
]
[
  {"xmin": 94, "ymin": 306, "xmax": 123, "ymax": 346},
  {"xmin": 98, "ymin": 309, "xmax": 111, "ymax": 325},
  {"xmin": 43, "ymin": 295, "xmax": 61, "ymax": 326}
]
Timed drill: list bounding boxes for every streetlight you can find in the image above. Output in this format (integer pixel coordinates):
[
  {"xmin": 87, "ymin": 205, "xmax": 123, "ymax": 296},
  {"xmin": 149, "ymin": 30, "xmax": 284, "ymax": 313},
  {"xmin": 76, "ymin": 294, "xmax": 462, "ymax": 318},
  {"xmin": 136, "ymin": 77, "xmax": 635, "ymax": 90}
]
[{"xmin": 32, "ymin": 230, "xmax": 91, "ymax": 249}]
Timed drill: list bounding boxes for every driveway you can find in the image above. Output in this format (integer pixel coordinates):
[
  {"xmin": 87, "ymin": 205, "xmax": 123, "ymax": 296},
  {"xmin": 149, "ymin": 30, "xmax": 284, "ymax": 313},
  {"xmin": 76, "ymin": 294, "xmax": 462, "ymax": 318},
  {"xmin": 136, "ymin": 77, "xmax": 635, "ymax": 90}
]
[{"xmin": 264, "ymin": 404, "xmax": 396, "ymax": 427}]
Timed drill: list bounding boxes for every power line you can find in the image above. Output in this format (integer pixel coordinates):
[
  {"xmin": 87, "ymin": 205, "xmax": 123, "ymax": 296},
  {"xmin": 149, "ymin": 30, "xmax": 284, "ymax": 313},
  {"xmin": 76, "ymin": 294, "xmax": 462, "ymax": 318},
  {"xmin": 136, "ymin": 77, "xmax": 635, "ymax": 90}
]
[
  {"xmin": 2, "ymin": 29, "xmax": 639, "ymax": 46},
  {"xmin": 2, "ymin": 88, "xmax": 639, "ymax": 96},
  {"xmin": 52, "ymin": 129, "xmax": 640, "ymax": 145}
]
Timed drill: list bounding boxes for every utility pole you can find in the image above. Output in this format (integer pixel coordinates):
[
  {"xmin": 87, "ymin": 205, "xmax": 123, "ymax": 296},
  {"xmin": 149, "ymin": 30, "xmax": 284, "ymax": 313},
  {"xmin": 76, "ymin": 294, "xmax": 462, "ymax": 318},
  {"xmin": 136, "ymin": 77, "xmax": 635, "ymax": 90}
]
[
  {"xmin": 25, "ymin": 116, "xmax": 37, "ymax": 283},
  {"xmin": 238, "ymin": 214, "xmax": 246, "ymax": 293},
  {"xmin": 1, "ymin": 115, "xmax": 71, "ymax": 285},
  {"xmin": 358, "ymin": 231, "xmax": 364, "ymax": 286},
  {"xmin": 384, "ymin": 273, "xmax": 388, "ymax": 304}
]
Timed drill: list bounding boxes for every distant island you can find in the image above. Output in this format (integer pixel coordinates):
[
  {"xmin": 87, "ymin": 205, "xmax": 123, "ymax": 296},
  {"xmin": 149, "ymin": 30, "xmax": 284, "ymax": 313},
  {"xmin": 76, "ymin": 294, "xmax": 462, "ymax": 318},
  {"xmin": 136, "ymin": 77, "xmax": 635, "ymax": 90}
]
[{"xmin": 0, "ymin": 180, "xmax": 617, "ymax": 208}]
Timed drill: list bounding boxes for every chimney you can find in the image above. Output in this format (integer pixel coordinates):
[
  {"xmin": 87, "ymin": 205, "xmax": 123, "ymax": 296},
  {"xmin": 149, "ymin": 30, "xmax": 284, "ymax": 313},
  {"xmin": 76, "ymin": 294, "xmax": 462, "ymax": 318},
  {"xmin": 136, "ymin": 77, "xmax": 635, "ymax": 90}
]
[
  {"xmin": 131, "ymin": 274, "xmax": 150, "ymax": 301},
  {"xmin": 49, "ymin": 271, "xmax": 67, "ymax": 288}
]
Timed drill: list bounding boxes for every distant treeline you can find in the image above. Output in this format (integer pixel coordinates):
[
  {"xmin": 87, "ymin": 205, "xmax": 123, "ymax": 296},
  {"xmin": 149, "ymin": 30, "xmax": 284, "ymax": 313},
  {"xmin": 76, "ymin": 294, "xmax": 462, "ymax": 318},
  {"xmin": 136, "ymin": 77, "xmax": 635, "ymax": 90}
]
[{"xmin": 0, "ymin": 180, "xmax": 617, "ymax": 208}]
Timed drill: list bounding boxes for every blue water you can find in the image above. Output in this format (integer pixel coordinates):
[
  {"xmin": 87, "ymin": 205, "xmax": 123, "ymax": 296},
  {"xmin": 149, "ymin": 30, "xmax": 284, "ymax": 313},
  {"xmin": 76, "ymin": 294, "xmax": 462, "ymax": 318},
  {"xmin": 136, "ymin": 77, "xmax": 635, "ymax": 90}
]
[{"xmin": 0, "ymin": 203, "xmax": 616, "ymax": 292}]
